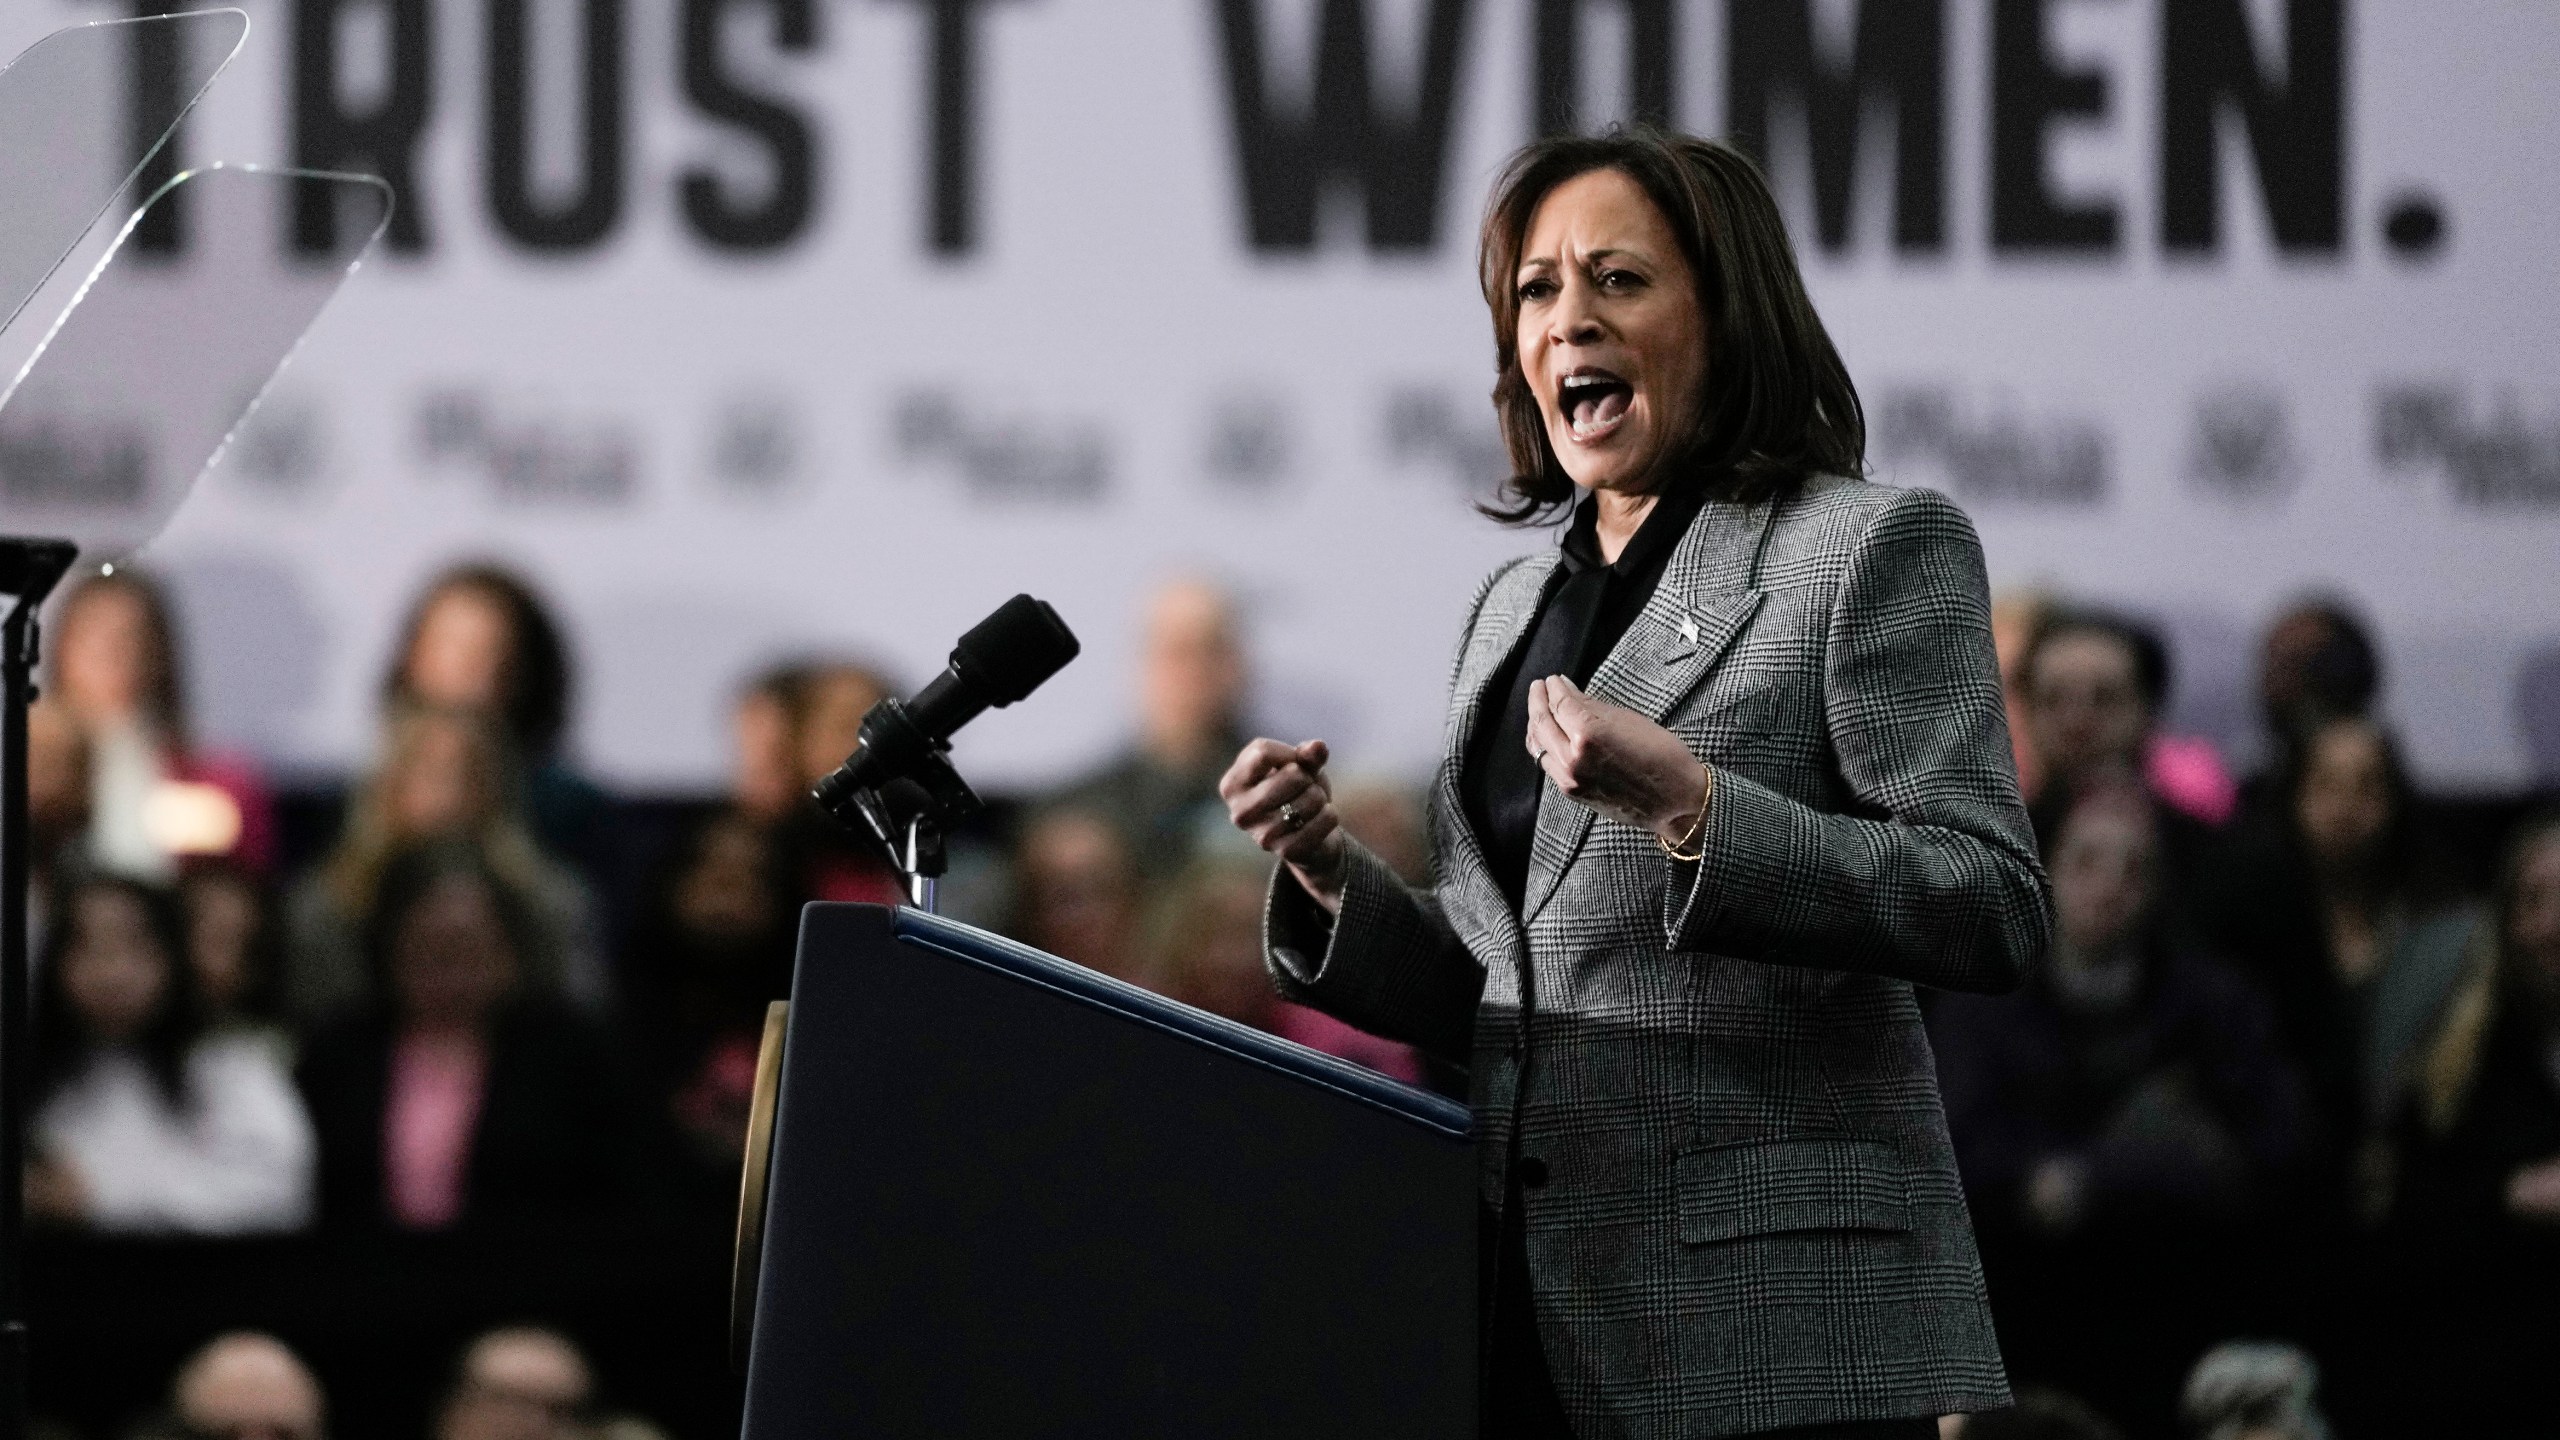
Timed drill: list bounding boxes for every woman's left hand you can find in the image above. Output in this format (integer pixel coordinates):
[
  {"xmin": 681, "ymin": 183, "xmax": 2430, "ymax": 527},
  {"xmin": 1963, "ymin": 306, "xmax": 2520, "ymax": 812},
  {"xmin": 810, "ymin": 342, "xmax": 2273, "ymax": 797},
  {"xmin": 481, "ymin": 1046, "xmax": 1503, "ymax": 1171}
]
[{"xmin": 1525, "ymin": 675, "xmax": 1711, "ymax": 847}]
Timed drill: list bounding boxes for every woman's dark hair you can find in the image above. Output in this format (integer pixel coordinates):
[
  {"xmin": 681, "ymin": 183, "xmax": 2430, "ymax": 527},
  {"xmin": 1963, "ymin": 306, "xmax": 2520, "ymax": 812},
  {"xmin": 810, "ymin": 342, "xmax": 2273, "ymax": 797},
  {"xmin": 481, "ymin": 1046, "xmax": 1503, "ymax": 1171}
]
[
  {"xmin": 363, "ymin": 839, "xmax": 544, "ymax": 1005},
  {"xmin": 179, "ymin": 859, "xmax": 286, "ymax": 1022},
  {"xmin": 2282, "ymin": 712, "xmax": 2422, "ymax": 887},
  {"xmin": 2492, "ymin": 807, "xmax": 2560, "ymax": 992},
  {"xmin": 56, "ymin": 569, "xmax": 191, "ymax": 747},
  {"xmin": 34, "ymin": 874, "xmax": 201, "ymax": 1110},
  {"xmin": 383, "ymin": 564, "xmax": 573, "ymax": 761},
  {"xmin": 1477, "ymin": 126, "xmax": 1864, "ymax": 521},
  {"xmin": 2027, "ymin": 607, "xmax": 2174, "ymax": 711}
]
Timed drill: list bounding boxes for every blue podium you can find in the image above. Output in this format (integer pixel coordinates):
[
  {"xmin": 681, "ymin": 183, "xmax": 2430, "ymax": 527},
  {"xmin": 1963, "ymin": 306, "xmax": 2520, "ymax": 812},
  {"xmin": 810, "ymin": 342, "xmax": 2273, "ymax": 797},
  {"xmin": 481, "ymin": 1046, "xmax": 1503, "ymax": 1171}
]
[{"xmin": 733, "ymin": 903, "xmax": 1477, "ymax": 1439}]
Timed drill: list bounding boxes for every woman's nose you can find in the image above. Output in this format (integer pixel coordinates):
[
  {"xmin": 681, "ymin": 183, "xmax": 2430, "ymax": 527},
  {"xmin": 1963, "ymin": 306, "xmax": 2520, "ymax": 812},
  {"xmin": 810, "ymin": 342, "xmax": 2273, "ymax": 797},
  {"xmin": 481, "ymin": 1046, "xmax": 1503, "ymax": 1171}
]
[{"xmin": 1549, "ymin": 277, "xmax": 1604, "ymax": 344}]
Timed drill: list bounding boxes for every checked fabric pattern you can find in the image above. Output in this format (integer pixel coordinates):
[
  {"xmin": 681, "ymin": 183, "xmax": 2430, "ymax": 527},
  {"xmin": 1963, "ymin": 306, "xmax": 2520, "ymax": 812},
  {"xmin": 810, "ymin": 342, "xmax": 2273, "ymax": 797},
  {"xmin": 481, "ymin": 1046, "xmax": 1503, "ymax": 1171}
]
[{"xmin": 1266, "ymin": 476, "xmax": 2052, "ymax": 1439}]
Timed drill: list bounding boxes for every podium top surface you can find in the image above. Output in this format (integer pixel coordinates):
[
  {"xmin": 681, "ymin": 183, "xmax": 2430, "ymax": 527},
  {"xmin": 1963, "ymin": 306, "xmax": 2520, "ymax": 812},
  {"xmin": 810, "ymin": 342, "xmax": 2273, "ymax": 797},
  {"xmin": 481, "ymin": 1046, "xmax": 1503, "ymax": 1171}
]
[{"xmin": 888, "ymin": 905, "xmax": 1472, "ymax": 1139}]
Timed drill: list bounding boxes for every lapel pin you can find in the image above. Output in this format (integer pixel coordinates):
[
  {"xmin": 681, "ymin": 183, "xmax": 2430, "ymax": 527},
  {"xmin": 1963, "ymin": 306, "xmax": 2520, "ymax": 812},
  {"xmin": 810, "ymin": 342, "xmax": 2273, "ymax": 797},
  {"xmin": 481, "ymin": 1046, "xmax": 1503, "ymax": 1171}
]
[{"xmin": 1678, "ymin": 616, "xmax": 1700, "ymax": 644}]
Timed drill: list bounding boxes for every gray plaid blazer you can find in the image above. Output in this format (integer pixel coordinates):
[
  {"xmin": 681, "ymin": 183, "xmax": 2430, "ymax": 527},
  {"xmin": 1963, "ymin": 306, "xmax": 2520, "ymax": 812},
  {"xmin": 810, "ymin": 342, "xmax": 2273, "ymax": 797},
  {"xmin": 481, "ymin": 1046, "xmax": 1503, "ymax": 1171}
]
[{"xmin": 1266, "ymin": 474, "xmax": 2050, "ymax": 1437}]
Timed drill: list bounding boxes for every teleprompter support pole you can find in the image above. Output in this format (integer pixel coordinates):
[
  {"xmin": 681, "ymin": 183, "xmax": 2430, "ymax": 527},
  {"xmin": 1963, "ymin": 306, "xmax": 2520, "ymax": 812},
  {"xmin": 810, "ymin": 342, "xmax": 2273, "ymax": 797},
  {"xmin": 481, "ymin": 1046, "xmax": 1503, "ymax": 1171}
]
[{"xmin": 0, "ymin": 537, "xmax": 77, "ymax": 1440}]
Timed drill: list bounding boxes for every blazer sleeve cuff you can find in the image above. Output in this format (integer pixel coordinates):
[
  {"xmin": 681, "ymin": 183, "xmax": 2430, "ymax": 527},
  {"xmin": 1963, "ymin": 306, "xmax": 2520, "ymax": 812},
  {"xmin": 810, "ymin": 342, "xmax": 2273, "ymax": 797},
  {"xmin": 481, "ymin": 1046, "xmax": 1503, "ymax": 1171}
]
[
  {"xmin": 1265, "ymin": 836, "xmax": 1401, "ymax": 997},
  {"xmin": 1662, "ymin": 765, "xmax": 1801, "ymax": 957}
]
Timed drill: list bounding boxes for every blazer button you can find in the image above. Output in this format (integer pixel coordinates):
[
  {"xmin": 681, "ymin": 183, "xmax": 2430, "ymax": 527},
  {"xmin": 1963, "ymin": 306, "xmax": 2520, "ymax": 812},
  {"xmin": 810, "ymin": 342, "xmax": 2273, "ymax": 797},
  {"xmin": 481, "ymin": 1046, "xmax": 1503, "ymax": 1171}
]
[{"xmin": 1517, "ymin": 1156, "xmax": 1549, "ymax": 1190}]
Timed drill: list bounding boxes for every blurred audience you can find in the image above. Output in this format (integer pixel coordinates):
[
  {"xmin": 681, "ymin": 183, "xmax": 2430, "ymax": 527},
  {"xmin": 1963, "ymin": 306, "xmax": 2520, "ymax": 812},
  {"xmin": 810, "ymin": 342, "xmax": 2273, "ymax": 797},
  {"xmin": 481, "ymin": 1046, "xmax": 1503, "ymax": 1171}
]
[
  {"xmin": 298, "ymin": 842, "xmax": 645, "ymax": 1234},
  {"xmin": 2245, "ymin": 598, "xmax": 2383, "ymax": 817},
  {"xmin": 1060, "ymin": 578, "xmax": 1249, "ymax": 879},
  {"xmin": 49, "ymin": 568, "xmax": 275, "ymax": 876},
  {"xmin": 2020, "ymin": 607, "xmax": 2235, "ymax": 843},
  {"xmin": 1332, "ymin": 779, "xmax": 1432, "ymax": 887},
  {"xmin": 2386, "ymin": 811, "xmax": 2560, "ymax": 1233},
  {"xmin": 2179, "ymin": 1341, "xmax": 2332, "ymax": 1440},
  {"xmin": 30, "ymin": 874, "xmax": 313, "ymax": 1235},
  {"xmin": 285, "ymin": 706, "xmax": 603, "ymax": 1023},
  {"xmin": 1991, "ymin": 590, "xmax": 2055, "ymax": 805},
  {"xmin": 134, "ymin": 1331, "xmax": 328, "ymax": 1440},
  {"xmin": 2196, "ymin": 714, "xmax": 2461, "ymax": 1196},
  {"xmin": 181, "ymin": 860, "xmax": 289, "ymax": 1045},
  {"xmin": 383, "ymin": 565, "xmax": 602, "ymax": 867},
  {"xmin": 626, "ymin": 808, "xmax": 800, "ymax": 1185},
  {"xmin": 437, "ymin": 1328, "xmax": 599, "ymax": 1440},
  {"xmin": 1011, "ymin": 806, "xmax": 1143, "ymax": 982},
  {"xmin": 1931, "ymin": 783, "xmax": 2308, "ymax": 1234},
  {"xmin": 28, "ymin": 697, "xmax": 92, "ymax": 949}
]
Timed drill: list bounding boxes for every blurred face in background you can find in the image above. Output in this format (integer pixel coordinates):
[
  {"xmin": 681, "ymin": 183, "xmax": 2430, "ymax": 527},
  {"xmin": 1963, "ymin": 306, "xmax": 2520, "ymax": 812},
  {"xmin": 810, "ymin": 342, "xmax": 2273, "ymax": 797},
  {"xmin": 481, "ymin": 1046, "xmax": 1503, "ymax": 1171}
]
[
  {"xmin": 1149, "ymin": 867, "xmax": 1274, "ymax": 1028},
  {"xmin": 1015, "ymin": 810, "xmax": 1138, "ymax": 980},
  {"xmin": 174, "ymin": 1334, "xmax": 326, "ymax": 1440},
  {"xmin": 2295, "ymin": 719, "xmax": 2394, "ymax": 872},
  {"xmin": 2508, "ymin": 829, "xmax": 2560, "ymax": 1003},
  {"xmin": 62, "ymin": 885, "xmax": 173, "ymax": 1043},
  {"xmin": 405, "ymin": 584, "xmax": 515, "ymax": 714},
  {"xmin": 55, "ymin": 581, "xmax": 157, "ymax": 727},
  {"xmin": 1513, "ymin": 167, "xmax": 1709, "ymax": 498},
  {"xmin": 439, "ymin": 1329, "xmax": 591, "ymax": 1440},
  {"xmin": 185, "ymin": 871, "xmax": 264, "ymax": 1016},
  {"xmin": 795, "ymin": 667, "xmax": 887, "ymax": 788},
  {"xmin": 731, "ymin": 687, "xmax": 801, "ymax": 823},
  {"xmin": 2029, "ymin": 629, "xmax": 2151, "ymax": 788},
  {"xmin": 384, "ymin": 712, "xmax": 500, "ymax": 838},
  {"xmin": 28, "ymin": 699, "xmax": 89, "ymax": 844},
  {"xmin": 390, "ymin": 876, "xmax": 519, "ymax": 1032},
  {"xmin": 1140, "ymin": 580, "xmax": 1246, "ymax": 770},
  {"xmin": 676, "ymin": 813, "xmax": 779, "ymax": 949},
  {"xmin": 2050, "ymin": 793, "xmax": 2158, "ymax": 958}
]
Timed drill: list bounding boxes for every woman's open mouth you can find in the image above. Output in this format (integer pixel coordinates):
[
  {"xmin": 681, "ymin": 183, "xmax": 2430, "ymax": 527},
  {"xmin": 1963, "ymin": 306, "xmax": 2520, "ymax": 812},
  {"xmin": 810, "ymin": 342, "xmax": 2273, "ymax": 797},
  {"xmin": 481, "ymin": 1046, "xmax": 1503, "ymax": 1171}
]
[{"xmin": 1559, "ymin": 368, "xmax": 1634, "ymax": 443}]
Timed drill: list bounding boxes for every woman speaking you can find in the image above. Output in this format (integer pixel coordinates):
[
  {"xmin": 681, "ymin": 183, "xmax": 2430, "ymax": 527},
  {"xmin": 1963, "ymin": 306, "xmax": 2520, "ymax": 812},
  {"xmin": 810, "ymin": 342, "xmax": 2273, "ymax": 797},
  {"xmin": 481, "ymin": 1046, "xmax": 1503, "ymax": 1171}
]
[{"xmin": 1220, "ymin": 131, "xmax": 2050, "ymax": 1438}]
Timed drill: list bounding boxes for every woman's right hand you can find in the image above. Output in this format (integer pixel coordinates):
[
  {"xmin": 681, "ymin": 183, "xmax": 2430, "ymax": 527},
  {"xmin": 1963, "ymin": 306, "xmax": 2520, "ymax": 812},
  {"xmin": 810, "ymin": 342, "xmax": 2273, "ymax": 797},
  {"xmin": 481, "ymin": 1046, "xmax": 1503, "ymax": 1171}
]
[{"xmin": 1220, "ymin": 738, "xmax": 1348, "ymax": 914}]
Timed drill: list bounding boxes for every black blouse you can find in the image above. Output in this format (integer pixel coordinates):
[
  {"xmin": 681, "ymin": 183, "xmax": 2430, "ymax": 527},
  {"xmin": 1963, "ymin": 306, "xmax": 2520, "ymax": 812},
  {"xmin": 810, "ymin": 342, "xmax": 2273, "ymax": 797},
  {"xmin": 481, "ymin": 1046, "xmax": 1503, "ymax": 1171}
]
[{"xmin": 1462, "ymin": 484, "xmax": 1707, "ymax": 910}]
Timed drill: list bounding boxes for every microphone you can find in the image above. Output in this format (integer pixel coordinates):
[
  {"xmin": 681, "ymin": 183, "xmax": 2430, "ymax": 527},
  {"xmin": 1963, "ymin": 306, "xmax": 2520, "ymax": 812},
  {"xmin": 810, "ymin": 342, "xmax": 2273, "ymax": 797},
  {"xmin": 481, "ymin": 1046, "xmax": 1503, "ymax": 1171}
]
[{"xmin": 811, "ymin": 594, "xmax": 1080, "ymax": 816}]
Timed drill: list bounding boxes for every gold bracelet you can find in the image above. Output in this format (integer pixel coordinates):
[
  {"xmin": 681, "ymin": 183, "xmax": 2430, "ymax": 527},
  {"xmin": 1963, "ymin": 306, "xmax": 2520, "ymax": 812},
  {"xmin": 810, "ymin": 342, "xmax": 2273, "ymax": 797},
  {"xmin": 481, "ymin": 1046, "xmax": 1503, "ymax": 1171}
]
[{"xmin": 1656, "ymin": 764, "xmax": 1713, "ymax": 862}]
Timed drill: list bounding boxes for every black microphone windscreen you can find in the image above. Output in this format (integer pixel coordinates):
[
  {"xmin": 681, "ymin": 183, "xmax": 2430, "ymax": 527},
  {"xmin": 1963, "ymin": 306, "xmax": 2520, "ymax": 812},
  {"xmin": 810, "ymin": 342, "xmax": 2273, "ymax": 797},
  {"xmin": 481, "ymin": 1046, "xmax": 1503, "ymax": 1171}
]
[{"xmin": 952, "ymin": 595, "xmax": 1081, "ymax": 707}]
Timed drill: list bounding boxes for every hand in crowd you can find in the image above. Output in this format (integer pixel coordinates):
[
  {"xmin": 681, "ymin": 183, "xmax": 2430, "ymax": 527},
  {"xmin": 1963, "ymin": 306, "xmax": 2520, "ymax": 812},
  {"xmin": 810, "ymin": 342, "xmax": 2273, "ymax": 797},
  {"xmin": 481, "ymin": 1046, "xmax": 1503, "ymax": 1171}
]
[
  {"xmin": 2505, "ymin": 1156, "xmax": 2560, "ymax": 1223},
  {"xmin": 1220, "ymin": 739, "xmax": 1346, "ymax": 913},
  {"xmin": 1525, "ymin": 676, "xmax": 1712, "ymax": 848}
]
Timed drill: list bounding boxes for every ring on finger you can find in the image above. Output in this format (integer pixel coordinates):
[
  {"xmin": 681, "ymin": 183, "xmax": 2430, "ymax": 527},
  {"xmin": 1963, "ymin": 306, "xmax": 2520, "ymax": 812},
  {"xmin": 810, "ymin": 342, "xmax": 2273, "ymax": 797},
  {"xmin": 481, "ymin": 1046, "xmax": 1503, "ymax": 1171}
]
[{"xmin": 1278, "ymin": 800, "xmax": 1302, "ymax": 831}]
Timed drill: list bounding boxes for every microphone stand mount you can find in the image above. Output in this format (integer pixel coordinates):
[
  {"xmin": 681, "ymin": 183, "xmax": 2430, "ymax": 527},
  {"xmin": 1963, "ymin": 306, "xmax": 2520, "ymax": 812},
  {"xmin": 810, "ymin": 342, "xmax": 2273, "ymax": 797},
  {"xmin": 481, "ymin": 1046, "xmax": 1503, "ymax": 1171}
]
[{"xmin": 811, "ymin": 698, "xmax": 984, "ymax": 914}]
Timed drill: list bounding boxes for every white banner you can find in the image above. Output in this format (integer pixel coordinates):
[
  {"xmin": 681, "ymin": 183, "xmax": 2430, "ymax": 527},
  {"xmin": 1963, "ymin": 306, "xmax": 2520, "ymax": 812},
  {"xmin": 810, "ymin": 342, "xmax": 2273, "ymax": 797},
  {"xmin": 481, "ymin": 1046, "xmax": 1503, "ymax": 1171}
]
[{"xmin": 5, "ymin": 0, "xmax": 2554, "ymax": 792}]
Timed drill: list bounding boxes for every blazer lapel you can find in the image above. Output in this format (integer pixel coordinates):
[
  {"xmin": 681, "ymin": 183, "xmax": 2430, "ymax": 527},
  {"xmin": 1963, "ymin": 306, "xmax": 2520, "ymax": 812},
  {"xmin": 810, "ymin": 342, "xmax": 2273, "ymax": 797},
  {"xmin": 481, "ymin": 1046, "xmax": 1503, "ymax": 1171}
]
[
  {"xmin": 1433, "ymin": 554, "xmax": 1556, "ymax": 957},
  {"xmin": 1517, "ymin": 496, "xmax": 1776, "ymax": 928}
]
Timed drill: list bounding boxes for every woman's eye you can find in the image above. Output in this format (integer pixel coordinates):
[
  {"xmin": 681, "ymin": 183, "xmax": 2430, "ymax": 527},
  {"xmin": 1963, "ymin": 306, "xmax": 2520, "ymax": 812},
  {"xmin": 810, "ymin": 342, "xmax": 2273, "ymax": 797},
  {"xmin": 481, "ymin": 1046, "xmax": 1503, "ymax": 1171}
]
[
  {"xmin": 1517, "ymin": 278, "xmax": 1555, "ymax": 301},
  {"xmin": 1599, "ymin": 269, "xmax": 1642, "ymax": 291}
]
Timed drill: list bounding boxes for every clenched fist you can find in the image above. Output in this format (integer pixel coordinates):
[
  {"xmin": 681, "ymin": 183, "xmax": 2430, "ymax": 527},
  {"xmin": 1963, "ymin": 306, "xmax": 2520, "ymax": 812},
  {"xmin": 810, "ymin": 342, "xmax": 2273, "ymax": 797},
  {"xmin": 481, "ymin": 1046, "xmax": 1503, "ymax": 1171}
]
[
  {"xmin": 1525, "ymin": 675, "xmax": 1713, "ymax": 848},
  {"xmin": 1220, "ymin": 738, "xmax": 1349, "ymax": 913}
]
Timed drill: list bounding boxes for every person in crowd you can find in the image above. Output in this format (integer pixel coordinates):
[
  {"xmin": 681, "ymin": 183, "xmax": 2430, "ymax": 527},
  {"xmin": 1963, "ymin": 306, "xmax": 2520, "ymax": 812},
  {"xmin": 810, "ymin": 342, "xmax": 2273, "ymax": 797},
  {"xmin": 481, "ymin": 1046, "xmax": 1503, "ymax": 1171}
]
[
  {"xmin": 2242, "ymin": 598, "xmax": 2382, "ymax": 818},
  {"xmin": 2195, "ymin": 714, "xmax": 2460, "ymax": 1191},
  {"xmin": 1009, "ymin": 806, "xmax": 1143, "ymax": 982},
  {"xmin": 435, "ymin": 1327, "xmax": 603, "ymax": 1440},
  {"xmin": 181, "ymin": 860, "xmax": 289, "ymax": 1042},
  {"xmin": 1330, "ymin": 780, "xmax": 1432, "ymax": 888},
  {"xmin": 2022, "ymin": 607, "xmax": 2236, "ymax": 837},
  {"xmin": 137, "ymin": 1331, "xmax": 328, "ymax": 1440},
  {"xmin": 1991, "ymin": 590, "xmax": 2054, "ymax": 805},
  {"xmin": 731, "ymin": 663, "xmax": 811, "ymax": 829},
  {"xmin": 1062, "ymin": 577, "xmax": 1250, "ymax": 880},
  {"xmin": 28, "ymin": 874, "xmax": 314, "ymax": 1234},
  {"xmin": 285, "ymin": 706, "xmax": 603, "ymax": 1022},
  {"xmin": 625, "ymin": 807, "xmax": 801, "ymax": 1185},
  {"xmin": 298, "ymin": 841, "xmax": 646, "ymax": 1234},
  {"xmin": 2386, "ymin": 811, "xmax": 2560, "ymax": 1232},
  {"xmin": 1931, "ymin": 783, "xmax": 2307, "ymax": 1235},
  {"xmin": 1143, "ymin": 852, "xmax": 1426, "ymax": 1082},
  {"xmin": 2178, "ymin": 1341, "xmax": 2332, "ymax": 1440},
  {"xmin": 383, "ymin": 563, "xmax": 603, "ymax": 867},
  {"xmin": 49, "ymin": 568, "xmax": 275, "ymax": 876}
]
